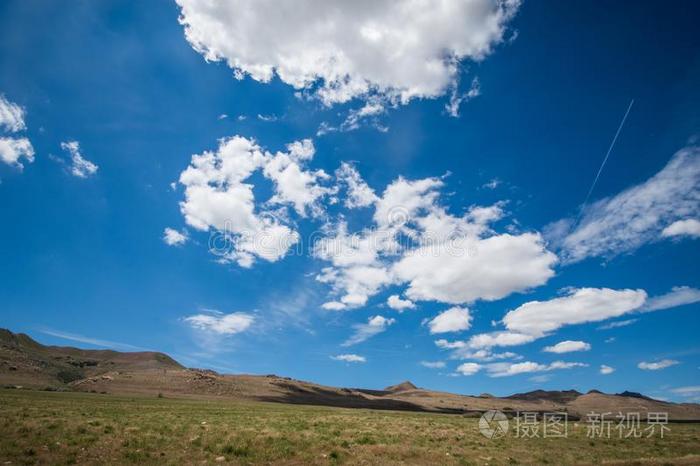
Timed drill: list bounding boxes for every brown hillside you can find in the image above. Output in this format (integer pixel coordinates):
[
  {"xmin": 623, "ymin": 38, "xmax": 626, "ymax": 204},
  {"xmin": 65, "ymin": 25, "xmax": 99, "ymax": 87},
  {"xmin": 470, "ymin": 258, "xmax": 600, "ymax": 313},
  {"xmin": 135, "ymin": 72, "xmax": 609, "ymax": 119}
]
[{"xmin": 2, "ymin": 329, "xmax": 699, "ymax": 420}]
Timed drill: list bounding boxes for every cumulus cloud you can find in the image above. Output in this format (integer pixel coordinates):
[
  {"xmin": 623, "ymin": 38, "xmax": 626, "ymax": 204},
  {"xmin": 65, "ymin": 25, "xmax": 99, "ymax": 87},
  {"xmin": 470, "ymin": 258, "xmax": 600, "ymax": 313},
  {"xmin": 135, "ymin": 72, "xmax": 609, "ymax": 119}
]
[
  {"xmin": 0, "ymin": 94, "xmax": 26, "ymax": 132},
  {"xmin": 387, "ymin": 295, "xmax": 415, "ymax": 311},
  {"xmin": 395, "ymin": 232, "xmax": 556, "ymax": 304},
  {"xmin": 0, "ymin": 94, "xmax": 34, "ymax": 171},
  {"xmin": 638, "ymin": 359, "xmax": 679, "ymax": 371},
  {"xmin": 547, "ymin": 144, "xmax": 700, "ymax": 263},
  {"xmin": 335, "ymin": 162, "xmax": 378, "ymax": 209},
  {"xmin": 502, "ymin": 288, "xmax": 647, "ymax": 336},
  {"xmin": 263, "ymin": 139, "xmax": 335, "ymax": 216},
  {"xmin": 420, "ymin": 361, "xmax": 446, "ymax": 369},
  {"xmin": 485, "ymin": 360, "xmax": 587, "ymax": 378},
  {"xmin": 178, "ymin": 136, "xmax": 338, "ymax": 267},
  {"xmin": 60, "ymin": 141, "xmax": 98, "ymax": 178},
  {"xmin": 163, "ymin": 227, "xmax": 188, "ymax": 246},
  {"xmin": 426, "ymin": 307, "xmax": 472, "ymax": 334},
  {"xmin": 183, "ymin": 311, "xmax": 254, "ymax": 335},
  {"xmin": 0, "ymin": 137, "xmax": 34, "ymax": 169},
  {"xmin": 342, "ymin": 315, "xmax": 395, "ymax": 346},
  {"xmin": 600, "ymin": 365, "xmax": 615, "ymax": 375},
  {"xmin": 662, "ymin": 219, "xmax": 700, "ymax": 239},
  {"xmin": 313, "ymin": 172, "xmax": 557, "ymax": 310},
  {"xmin": 438, "ymin": 346, "xmax": 519, "ymax": 363},
  {"xmin": 543, "ymin": 340, "xmax": 591, "ymax": 354},
  {"xmin": 463, "ymin": 331, "xmax": 538, "ymax": 350},
  {"xmin": 317, "ymin": 264, "xmax": 394, "ymax": 310},
  {"xmin": 440, "ymin": 285, "xmax": 698, "ymax": 357},
  {"xmin": 456, "ymin": 362, "xmax": 482, "ymax": 376},
  {"xmin": 176, "ymin": 0, "xmax": 519, "ymax": 107},
  {"xmin": 331, "ymin": 354, "xmax": 366, "ymax": 363},
  {"xmin": 175, "ymin": 136, "xmax": 557, "ymax": 314}
]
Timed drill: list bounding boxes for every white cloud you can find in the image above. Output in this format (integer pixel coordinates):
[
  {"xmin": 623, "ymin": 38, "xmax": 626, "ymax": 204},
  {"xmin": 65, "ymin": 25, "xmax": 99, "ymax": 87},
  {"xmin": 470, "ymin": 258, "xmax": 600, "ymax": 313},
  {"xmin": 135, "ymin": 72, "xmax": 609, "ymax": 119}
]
[
  {"xmin": 486, "ymin": 360, "xmax": 587, "ymax": 378},
  {"xmin": 395, "ymin": 232, "xmax": 557, "ymax": 304},
  {"xmin": 641, "ymin": 286, "xmax": 700, "ymax": 312},
  {"xmin": 448, "ymin": 286, "xmax": 697, "ymax": 355},
  {"xmin": 600, "ymin": 365, "xmax": 615, "ymax": 375},
  {"xmin": 456, "ymin": 362, "xmax": 482, "ymax": 376},
  {"xmin": 373, "ymin": 176, "xmax": 444, "ymax": 228},
  {"xmin": 502, "ymin": 288, "xmax": 647, "ymax": 336},
  {"xmin": 638, "ymin": 359, "xmax": 679, "ymax": 371},
  {"xmin": 427, "ymin": 307, "xmax": 472, "ymax": 334},
  {"xmin": 342, "ymin": 315, "xmax": 395, "ymax": 346},
  {"xmin": 465, "ymin": 331, "xmax": 538, "ymax": 349},
  {"xmin": 313, "ymin": 168, "xmax": 557, "ymax": 310},
  {"xmin": 670, "ymin": 386, "xmax": 700, "ymax": 396},
  {"xmin": 331, "ymin": 354, "xmax": 366, "ymax": 363},
  {"xmin": 183, "ymin": 311, "xmax": 254, "ymax": 335},
  {"xmin": 339, "ymin": 101, "xmax": 387, "ymax": 133},
  {"xmin": 178, "ymin": 136, "xmax": 339, "ymax": 267},
  {"xmin": 0, "ymin": 94, "xmax": 26, "ymax": 132},
  {"xmin": 257, "ymin": 113, "xmax": 278, "ymax": 122},
  {"xmin": 435, "ymin": 339, "xmax": 520, "ymax": 361},
  {"xmin": 547, "ymin": 144, "xmax": 700, "ymax": 263},
  {"xmin": 317, "ymin": 264, "xmax": 394, "ymax": 310},
  {"xmin": 387, "ymin": 295, "xmax": 415, "ymax": 311},
  {"xmin": 0, "ymin": 137, "xmax": 34, "ymax": 169},
  {"xmin": 176, "ymin": 0, "xmax": 519, "ymax": 106},
  {"xmin": 445, "ymin": 77, "xmax": 480, "ymax": 117},
  {"xmin": 543, "ymin": 340, "xmax": 591, "ymax": 354},
  {"xmin": 482, "ymin": 178, "xmax": 501, "ymax": 190},
  {"xmin": 174, "ymin": 137, "xmax": 558, "ymax": 313},
  {"xmin": 163, "ymin": 227, "xmax": 188, "ymax": 246},
  {"xmin": 662, "ymin": 219, "xmax": 700, "ymax": 239},
  {"xmin": 321, "ymin": 301, "xmax": 347, "ymax": 311},
  {"xmin": 335, "ymin": 162, "xmax": 378, "ymax": 209},
  {"xmin": 60, "ymin": 141, "xmax": 98, "ymax": 178},
  {"xmin": 420, "ymin": 361, "xmax": 446, "ymax": 369},
  {"xmin": 597, "ymin": 318, "xmax": 638, "ymax": 330},
  {"xmin": 262, "ymin": 139, "xmax": 335, "ymax": 217}
]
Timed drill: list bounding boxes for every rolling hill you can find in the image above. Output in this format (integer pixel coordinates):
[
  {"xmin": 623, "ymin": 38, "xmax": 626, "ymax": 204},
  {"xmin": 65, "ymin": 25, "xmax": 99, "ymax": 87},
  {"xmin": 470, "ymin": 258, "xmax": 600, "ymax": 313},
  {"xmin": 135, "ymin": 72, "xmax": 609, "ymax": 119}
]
[{"xmin": 2, "ymin": 328, "xmax": 698, "ymax": 420}]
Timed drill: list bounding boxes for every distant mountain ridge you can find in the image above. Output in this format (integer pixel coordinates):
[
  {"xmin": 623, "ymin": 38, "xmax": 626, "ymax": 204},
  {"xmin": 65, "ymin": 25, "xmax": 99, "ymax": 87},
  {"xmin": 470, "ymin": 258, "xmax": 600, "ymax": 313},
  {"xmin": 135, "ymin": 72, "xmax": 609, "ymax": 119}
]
[{"xmin": 2, "ymin": 328, "xmax": 699, "ymax": 420}]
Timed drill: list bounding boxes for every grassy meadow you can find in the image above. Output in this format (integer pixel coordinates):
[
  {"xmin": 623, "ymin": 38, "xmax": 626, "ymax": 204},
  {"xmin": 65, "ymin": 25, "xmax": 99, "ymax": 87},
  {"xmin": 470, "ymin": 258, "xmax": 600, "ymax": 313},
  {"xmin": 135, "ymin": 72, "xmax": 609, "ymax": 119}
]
[{"xmin": 1, "ymin": 389, "xmax": 699, "ymax": 465}]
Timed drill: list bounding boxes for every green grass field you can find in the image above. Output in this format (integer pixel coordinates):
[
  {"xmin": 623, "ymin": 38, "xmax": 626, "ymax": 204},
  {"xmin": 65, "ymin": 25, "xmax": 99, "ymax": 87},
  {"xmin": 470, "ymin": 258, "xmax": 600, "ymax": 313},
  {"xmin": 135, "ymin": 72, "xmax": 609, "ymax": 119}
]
[{"xmin": 1, "ymin": 389, "xmax": 699, "ymax": 465}]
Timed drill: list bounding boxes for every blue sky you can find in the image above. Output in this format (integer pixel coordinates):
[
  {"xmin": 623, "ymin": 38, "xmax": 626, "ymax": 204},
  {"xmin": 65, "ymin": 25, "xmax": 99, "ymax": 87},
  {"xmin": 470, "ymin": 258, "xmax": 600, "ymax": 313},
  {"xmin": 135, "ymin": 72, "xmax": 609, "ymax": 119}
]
[{"xmin": 1, "ymin": 0, "xmax": 699, "ymax": 401}]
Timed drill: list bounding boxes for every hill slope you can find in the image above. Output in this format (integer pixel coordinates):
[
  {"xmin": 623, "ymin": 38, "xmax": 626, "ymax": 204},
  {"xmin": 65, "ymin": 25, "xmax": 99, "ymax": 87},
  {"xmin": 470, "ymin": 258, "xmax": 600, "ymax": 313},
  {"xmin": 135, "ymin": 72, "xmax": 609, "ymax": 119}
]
[{"xmin": 2, "ymin": 329, "xmax": 698, "ymax": 420}]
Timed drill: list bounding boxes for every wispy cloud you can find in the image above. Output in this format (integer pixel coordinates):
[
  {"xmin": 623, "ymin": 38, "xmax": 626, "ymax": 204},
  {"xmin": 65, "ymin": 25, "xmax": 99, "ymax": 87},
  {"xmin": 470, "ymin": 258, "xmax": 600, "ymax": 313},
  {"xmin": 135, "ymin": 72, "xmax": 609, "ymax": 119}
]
[
  {"xmin": 638, "ymin": 359, "xmax": 679, "ymax": 370},
  {"xmin": 38, "ymin": 328, "xmax": 147, "ymax": 351},
  {"xmin": 331, "ymin": 354, "xmax": 366, "ymax": 363},
  {"xmin": 342, "ymin": 315, "xmax": 395, "ymax": 347},
  {"xmin": 420, "ymin": 361, "xmax": 446, "ymax": 369},
  {"xmin": 546, "ymin": 144, "xmax": 700, "ymax": 263},
  {"xmin": 598, "ymin": 318, "xmax": 638, "ymax": 330}
]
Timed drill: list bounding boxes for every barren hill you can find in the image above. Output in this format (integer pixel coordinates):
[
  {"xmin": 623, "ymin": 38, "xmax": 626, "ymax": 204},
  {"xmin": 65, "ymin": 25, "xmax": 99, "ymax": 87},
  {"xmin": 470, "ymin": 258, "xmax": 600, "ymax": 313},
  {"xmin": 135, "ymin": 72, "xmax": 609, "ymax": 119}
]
[
  {"xmin": 385, "ymin": 381, "xmax": 418, "ymax": 392},
  {"xmin": 2, "ymin": 329, "xmax": 698, "ymax": 420},
  {"xmin": 0, "ymin": 328, "xmax": 182, "ymax": 387}
]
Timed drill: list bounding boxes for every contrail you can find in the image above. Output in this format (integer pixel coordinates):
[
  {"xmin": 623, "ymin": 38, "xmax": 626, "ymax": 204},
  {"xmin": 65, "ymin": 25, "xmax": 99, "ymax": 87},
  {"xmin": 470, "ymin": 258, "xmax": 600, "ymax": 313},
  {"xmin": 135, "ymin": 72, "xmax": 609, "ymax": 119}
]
[{"xmin": 577, "ymin": 99, "xmax": 634, "ymax": 220}]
